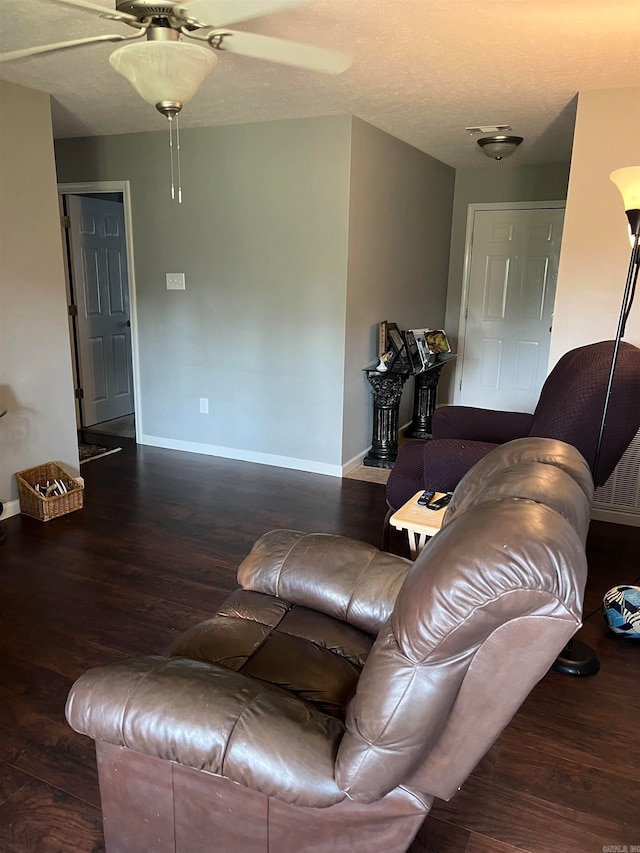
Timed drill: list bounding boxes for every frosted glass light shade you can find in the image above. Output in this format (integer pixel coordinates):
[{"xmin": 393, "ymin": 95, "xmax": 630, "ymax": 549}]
[
  {"xmin": 477, "ymin": 135, "xmax": 523, "ymax": 161},
  {"xmin": 610, "ymin": 167, "xmax": 640, "ymax": 212},
  {"xmin": 109, "ymin": 41, "xmax": 217, "ymax": 107}
]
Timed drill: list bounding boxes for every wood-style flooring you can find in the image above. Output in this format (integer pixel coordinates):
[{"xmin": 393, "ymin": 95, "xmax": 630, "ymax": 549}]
[{"xmin": 1, "ymin": 438, "xmax": 639, "ymax": 852}]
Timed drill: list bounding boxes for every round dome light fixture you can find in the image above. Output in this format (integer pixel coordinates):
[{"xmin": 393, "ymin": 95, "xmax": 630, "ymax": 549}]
[{"xmin": 477, "ymin": 134, "xmax": 524, "ymax": 161}]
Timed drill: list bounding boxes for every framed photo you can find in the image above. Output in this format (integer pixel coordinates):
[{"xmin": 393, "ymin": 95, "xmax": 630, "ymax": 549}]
[
  {"xmin": 403, "ymin": 330, "xmax": 424, "ymax": 373},
  {"xmin": 425, "ymin": 329, "xmax": 451, "ymax": 354},
  {"xmin": 386, "ymin": 323, "xmax": 405, "ymax": 355},
  {"xmin": 386, "ymin": 322, "xmax": 410, "ymax": 370},
  {"xmin": 378, "ymin": 320, "xmax": 388, "ymax": 358},
  {"xmin": 410, "ymin": 330, "xmax": 432, "ymax": 368}
]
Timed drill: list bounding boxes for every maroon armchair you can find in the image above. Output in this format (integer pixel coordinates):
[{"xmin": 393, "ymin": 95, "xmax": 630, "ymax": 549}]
[{"xmin": 386, "ymin": 340, "xmax": 640, "ymax": 512}]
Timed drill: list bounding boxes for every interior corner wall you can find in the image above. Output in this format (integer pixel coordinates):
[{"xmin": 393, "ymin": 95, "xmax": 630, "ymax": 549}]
[
  {"xmin": 441, "ymin": 162, "xmax": 571, "ymax": 401},
  {"xmin": 342, "ymin": 117, "xmax": 455, "ymax": 465},
  {"xmin": 550, "ymin": 87, "xmax": 640, "ymax": 365},
  {"xmin": 0, "ymin": 81, "xmax": 79, "ymax": 516},
  {"xmin": 55, "ymin": 116, "xmax": 352, "ymax": 475}
]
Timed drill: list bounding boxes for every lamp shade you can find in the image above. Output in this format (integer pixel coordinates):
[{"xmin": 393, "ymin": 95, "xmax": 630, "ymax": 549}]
[
  {"xmin": 109, "ymin": 41, "xmax": 218, "ymax": 108},
  {"xmin": 610, "ymin": 167, "xmax": 640, "ymax": 212}
]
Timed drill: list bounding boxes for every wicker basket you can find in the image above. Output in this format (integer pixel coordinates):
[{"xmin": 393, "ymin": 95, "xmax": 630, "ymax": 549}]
[{"xmin": 16, "ymin": 461, "xmax": 84, "ymax": 522}]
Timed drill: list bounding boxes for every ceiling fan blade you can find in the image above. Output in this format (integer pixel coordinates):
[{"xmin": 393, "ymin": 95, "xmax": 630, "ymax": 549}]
[
  {"xmin": 0, "ymin": 33, "xmax": 139, "ymax": 64},
  {"xmin": 211, "ymin": 29, "xmax": 351, "ymax": 74},
  {"xmin": 53, "ymin": 0, "xmax": 138, "ymax": 23},
  {"xmin": 186, "ymin": 0, "xmax": 308, "ymax": 27}
]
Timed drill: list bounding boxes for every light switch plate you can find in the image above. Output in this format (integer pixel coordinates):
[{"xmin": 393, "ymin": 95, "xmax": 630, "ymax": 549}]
[{"xmin": 166, "ymin": 273, "xmax": 185, "ymax": 290}]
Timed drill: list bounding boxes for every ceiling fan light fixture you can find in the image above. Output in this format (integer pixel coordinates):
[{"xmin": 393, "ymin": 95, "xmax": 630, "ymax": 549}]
[
  {"xmin": 109, "ymin": 41, "xmax": 218, "ymax": 114},
  {"xmin": 477, "ymin": 134, "xmax": 523, "ymax": 161}
]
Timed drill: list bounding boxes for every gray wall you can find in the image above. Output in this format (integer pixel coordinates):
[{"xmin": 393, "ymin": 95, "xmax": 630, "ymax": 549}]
[
  {"xmin": 342, "ymin": 118, "xmax": 455, "ymax": 463},
  {"xmin": 56, "ymin": 116, "xmax": 353, "ymax": 473},
  {"xmin": 441, "ymin": 162, "xmax": 571, "ymax": 400},
  {"xmin": 0, "ymin": 81, "xmax": 79, "ymax": 513},
  {"xmin": 56, "ymin": 114, "xmax": 456, "ymax": 472}
]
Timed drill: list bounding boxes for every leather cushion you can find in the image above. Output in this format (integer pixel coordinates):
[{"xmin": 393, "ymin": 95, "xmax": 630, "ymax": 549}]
[
  {"xmin": 66, "ymin": 655, "xmax": 347, "ymax": 807},
  {"xmin": 443, "ymin": 436, "xmax": 594, "ymax": 529},
  {"xmin": 167, "ymin": 589, "xmax": 373, "ymax": 718},
  {"xmin": 237, "ymin": 530, "xmax": 412, "ymax": 634}
]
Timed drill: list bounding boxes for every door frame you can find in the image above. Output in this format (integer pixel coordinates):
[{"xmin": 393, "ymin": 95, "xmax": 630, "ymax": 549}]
[
  {"xmin": 58, "ymin": 180, "xmax": 141, "ymax": 443},
  {"xmin": 453, "ymin": 199, "xmax": 566, "ymax": 405}
]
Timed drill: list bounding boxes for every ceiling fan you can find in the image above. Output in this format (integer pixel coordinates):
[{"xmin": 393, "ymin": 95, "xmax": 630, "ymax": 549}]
[
  {"xmin": 0, "ymin": 0, "xmax": 352, "ymax": 119},
  {"xmin": 1, "ymin": 0, "xmax": 351, "ymax": 201}
]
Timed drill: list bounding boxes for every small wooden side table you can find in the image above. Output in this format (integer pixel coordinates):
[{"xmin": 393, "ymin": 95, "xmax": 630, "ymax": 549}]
[{"xmin": 389, "ymin": 491, "xmax": 449, "ymax": 557}]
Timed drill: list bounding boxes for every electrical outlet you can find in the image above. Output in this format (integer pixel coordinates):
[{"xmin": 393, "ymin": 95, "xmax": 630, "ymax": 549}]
[
  {"xmin": 199, "ymin": 397, "xmax": 209, "ymax": 414},
  {"xmin": 166, "ymin": 273, "xmax": 185, "ymax": 290}
]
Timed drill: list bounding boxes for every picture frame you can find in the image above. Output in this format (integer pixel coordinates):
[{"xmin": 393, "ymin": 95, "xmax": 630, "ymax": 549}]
[
  {"xmin": 410, "ymin": 330, "xmax": 432, "ymax": 369},
  {"xmin": 378, "ymin": 320, "xmax": 388, "ymax": 358},
  {"xmin": 425, "ymin": 329, "xmax": 451, "ymax": 354},
  {"xmin": 386, "ymin": 323, "xmax": 405, "ymax": 355},
  {"xmin": 403, "ymin": 330, "xmax": 424, "ymax": 373},
  {"xmin": 385, "ymin": 322, "xmax": 411, "ymax": 370}
]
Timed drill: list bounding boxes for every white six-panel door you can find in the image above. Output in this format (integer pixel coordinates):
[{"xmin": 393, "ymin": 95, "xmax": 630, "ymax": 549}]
[
  {"xmin": 456, "ymin": 204, "xmax": 565, "ymax": 413},
  {"xmin": 67, "ymin": 194, "xmax": 134, "ymax": 426}
]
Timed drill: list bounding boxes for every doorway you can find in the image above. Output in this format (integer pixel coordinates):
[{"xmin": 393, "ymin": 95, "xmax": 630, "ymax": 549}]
[
  {"xmin": 59, "ymin": 181, "xmax": 139, "ymax": 442},
  {"xmin": 454, "ymin": 201, "xmax": 565, "ymax": 412}
]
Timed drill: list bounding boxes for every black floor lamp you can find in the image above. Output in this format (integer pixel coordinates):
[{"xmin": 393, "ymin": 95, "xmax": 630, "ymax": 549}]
[
  {"xmin": 594, "ymin": 167, "xmax": 640, "ymax": 479},
  {"xmin": 553, "ymin": 165, "xmax": 640, "ymax": 677}
]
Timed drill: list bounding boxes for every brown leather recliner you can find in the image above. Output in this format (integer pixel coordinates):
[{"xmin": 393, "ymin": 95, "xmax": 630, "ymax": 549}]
[{"xmin": 66, "ymin": 437, "xmax": 594, "ymax": 853}]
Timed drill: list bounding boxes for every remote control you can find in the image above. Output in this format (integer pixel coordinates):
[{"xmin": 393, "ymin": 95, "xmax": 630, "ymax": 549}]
[
  {"xmin": 417, "ymin": 489, "xmax": 436, "ymax": 506},
  {"xmin": 426, "ymin": 492, "xmax": 452, "ymax": 511}
]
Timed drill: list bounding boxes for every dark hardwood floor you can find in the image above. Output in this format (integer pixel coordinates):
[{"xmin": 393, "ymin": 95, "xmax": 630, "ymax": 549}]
[{"xmin": 1, "ymin": 438, "xmax": 639, "ymax": 852}]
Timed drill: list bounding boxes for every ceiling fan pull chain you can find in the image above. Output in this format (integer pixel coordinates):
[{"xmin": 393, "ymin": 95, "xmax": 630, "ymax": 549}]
[
  {"xmin": 167, "ymin": 115, "xmax": 183, "ymax": 203},
  {"xmin": 168, "ymin": 116, "xmax": 176, "ymax": 201},
  {"xmin": 176, "ymin": 114, "xmax": 183, "ymax": 204}
]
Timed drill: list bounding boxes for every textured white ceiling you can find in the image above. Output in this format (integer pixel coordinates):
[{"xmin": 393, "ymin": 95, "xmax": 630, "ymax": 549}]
[{"xmin": 1, "ymin": 0, "xmax": 639, "ymax": 169}]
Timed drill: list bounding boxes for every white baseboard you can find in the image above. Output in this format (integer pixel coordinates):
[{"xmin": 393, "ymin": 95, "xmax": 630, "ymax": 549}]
[
  {"xmin": 1, "ymin": 498, "xmax": 21, "ymax": 520},
  {"xmin": 591, "ymin": 507, "xmax": 640, "ymax": 527},
  {"xmin": 140, "ymin": 434, "xmax": 344, "ymax": 478},
  {"xmin": 342, "ymin": 449, "xmax": 369, "ymax": 474},
  {"xmin": 341, "ymin": 419, "xmax": 414, "ymax": 476}
]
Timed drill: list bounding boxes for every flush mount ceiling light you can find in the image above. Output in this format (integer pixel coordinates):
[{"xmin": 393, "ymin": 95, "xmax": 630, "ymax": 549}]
[{"xmin": 477, "ymin": 135, "xmax": 524, "ymax": 161}]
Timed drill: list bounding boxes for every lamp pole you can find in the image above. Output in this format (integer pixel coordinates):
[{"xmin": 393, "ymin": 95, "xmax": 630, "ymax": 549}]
[{"xmin": 553, "ymin": 168, "xmax": 640, "ymax": 678}]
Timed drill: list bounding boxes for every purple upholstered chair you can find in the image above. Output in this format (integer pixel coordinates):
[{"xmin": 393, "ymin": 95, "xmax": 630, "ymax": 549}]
[{"xmin": 386, "ymin": 340, "xmax": 640, "ymax": 512}]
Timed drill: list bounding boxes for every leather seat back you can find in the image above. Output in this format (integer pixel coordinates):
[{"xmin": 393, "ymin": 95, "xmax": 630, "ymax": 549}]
[
  {"xmin": 336, "ymin": 443, "xmax": 590, "ymax": 803},
  {"xmin": 443, "ymin": 436, "xmax": 594, "ymax": 542}
]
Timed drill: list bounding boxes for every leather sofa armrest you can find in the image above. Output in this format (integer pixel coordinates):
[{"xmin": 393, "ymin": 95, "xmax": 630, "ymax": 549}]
[
  {"xmin": 66, "ymin": 655, "xmax": 346, "ymax": 808},
  {"xmin": 432, "ymin": 406, "xmax": 533, "ymax": 443},
  {"xmin": 237, "ymin": 530, "xmax": 412, "ymax": 635}
]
